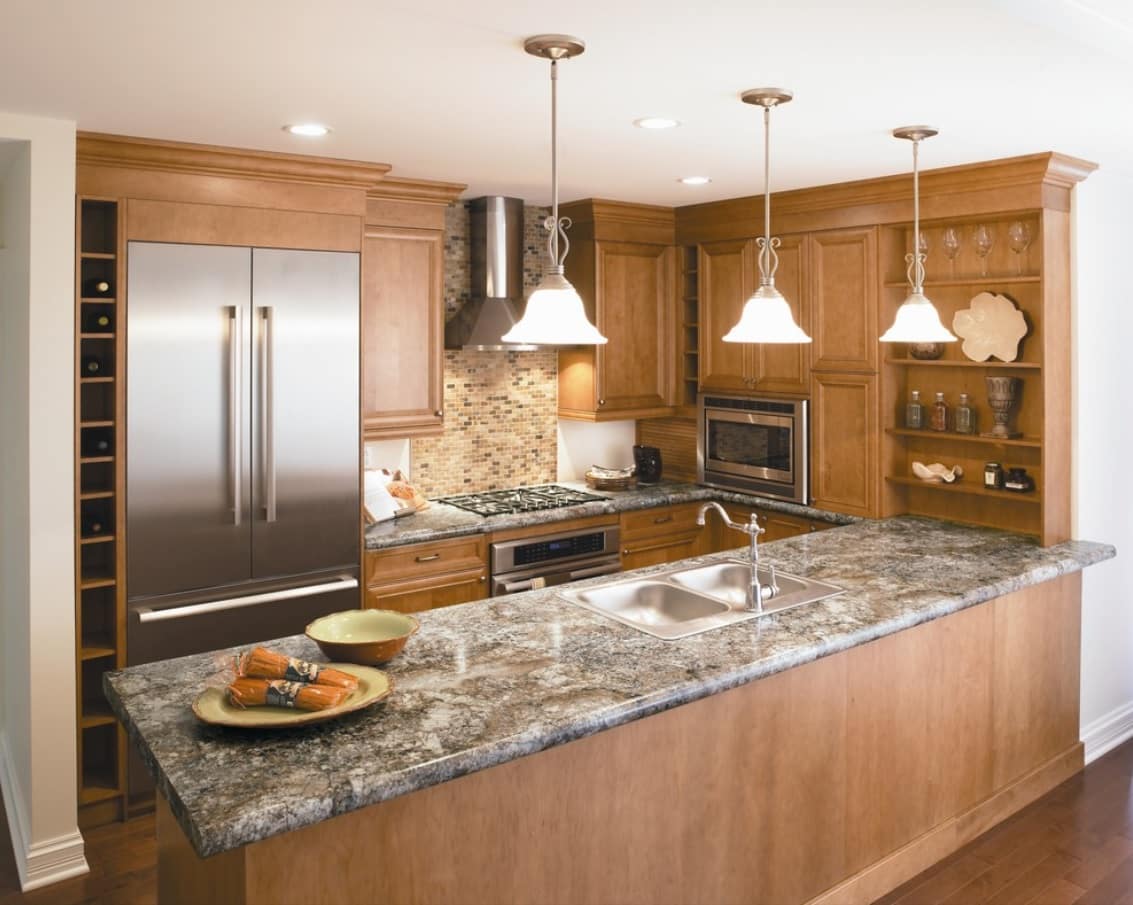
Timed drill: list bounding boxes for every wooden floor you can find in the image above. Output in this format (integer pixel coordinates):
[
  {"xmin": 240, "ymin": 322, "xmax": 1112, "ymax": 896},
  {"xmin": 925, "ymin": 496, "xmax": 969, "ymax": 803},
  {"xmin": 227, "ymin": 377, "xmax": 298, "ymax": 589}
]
[{"xmin": 2, "ymin": 740, "xmax": 1132, "ymax": 905}]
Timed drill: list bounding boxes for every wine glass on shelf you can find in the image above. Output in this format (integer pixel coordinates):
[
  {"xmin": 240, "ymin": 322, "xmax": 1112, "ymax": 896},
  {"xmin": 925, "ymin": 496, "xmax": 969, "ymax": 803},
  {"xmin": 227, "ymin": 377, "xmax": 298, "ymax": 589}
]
[
  {"xmin": 972, "ymin": 223, "xmax": 994, "ymax": 277},
  {"xmin": 941, "ymin": 227, "xmax": 961, "ymax": 278},
  {"xmin": 1007, "ymin": 221, "xmax": 1031, "ymax": 275}
]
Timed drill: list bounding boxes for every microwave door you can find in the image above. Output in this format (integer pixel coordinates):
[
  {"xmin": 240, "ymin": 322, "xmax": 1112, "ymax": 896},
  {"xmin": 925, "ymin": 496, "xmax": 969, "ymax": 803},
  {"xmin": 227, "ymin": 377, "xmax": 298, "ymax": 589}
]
[{"xmin": 706, "ymin": 411, "xmax": 796, "ymax": 484}]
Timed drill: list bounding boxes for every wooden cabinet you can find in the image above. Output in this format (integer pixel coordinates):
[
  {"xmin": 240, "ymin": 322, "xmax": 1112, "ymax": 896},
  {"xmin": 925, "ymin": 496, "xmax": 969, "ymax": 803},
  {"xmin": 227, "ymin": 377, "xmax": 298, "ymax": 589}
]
[
  {"xmin": 697, "ymin": 235, "xmax": 809, "ymax": 395},
  {"xmin": 619, "ymin": 502, "xmax": 714, "ymax": 571},
  {"xmin": 362, "ymin": 225, "xmax": 444, "ymax": 438},
  {"xmin": 811, "ymin": 372, "xmax": 878, "ymax": 517},
  {"xmin": 810, "ymin": 227, "xmax": 878, "ymax": 373},
  {"xmin": 362, "ymin": 180, "xmax": 464, "ymax": 440},
  {"xmin": 364, "ymin": 535, "xmax": 488, "ymax": 613},
  {"xmin": 559, "ymin": 201, "xmax": 677, "ymax": 421}
]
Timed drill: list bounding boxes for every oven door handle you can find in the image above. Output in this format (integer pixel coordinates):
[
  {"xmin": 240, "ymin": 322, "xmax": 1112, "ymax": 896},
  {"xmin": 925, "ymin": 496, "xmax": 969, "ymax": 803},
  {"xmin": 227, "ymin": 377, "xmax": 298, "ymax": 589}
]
[{"xmin": 500, "ymin": 560, "xmax": 623, "ymax": 594}]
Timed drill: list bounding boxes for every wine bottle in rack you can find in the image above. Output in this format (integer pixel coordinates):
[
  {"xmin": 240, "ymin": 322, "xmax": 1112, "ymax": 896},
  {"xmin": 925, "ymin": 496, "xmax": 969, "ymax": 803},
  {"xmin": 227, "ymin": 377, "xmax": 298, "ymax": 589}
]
[
  {"xmin": 83, "ymin": 310, "xmax": 114, "ymax": 333},
  {"xmin": 81, "ymin": 514, "xmax": 106, "ymax": 536},
  {"xmin": 81, "ymin": 429, "xmax": 113, "ymax": 457},
  {"xmin": 81, "ymin": 277, "xmax": 114, "ymax": 298},
  {"xmin": 81, "ymin": 354, "xmax": 105, "ymax": 376}
]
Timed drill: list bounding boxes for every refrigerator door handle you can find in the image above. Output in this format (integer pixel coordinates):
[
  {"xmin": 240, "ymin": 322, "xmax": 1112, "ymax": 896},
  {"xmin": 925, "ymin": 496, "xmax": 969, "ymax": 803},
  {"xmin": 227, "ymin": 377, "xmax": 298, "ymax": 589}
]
[
  {"xmin": 228, "ymin": 305, "xmax": 242, "ymax": 526},
  {"xmin": 135, "ymin": 576, "xmax": 359, "ymax": 624},
  {"xmin": 259, "ymin": 305, "xmax": 277, "ymax": 522}
]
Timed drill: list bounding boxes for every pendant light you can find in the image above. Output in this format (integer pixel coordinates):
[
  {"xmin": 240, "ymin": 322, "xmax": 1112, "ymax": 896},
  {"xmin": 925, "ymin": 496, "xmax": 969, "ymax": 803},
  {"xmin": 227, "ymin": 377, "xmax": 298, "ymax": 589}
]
[
  {"xmin": 723, "ymin": 89, "xmax": 811, "ymax": 345},
  {"xmin": 501, "ymin": 35, "xmax": 606, "ymax": 347},
  {"xmin": 880, "ymin": 126, "xmax": 957, "ymax": 344}
]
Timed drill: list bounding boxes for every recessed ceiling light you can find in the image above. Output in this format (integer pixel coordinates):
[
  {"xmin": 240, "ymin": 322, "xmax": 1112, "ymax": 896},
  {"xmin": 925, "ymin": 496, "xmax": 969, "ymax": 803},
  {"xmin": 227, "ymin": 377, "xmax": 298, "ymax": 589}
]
[
  {"xmin": 634, "ymin": 117, "xmax": 680, "ymax": 130},
  {"xmin": 283, "ymin": 123, "xmax": 331, "ymax": 137},
  {"xmin": 679, "ymin": 176, "xmax": 712, "ymax": 186}
]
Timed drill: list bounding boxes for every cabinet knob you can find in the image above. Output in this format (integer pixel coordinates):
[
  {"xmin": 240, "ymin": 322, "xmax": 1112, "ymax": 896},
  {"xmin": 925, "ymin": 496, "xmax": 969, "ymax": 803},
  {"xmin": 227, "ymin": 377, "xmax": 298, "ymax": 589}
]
[
  {"xmin": 598, "ymin": 399, "xmax": 606, "ymax": 406},
  {"xmin": 653, "ymin": 515, "xmax": 673, "ymax": 524},
  {"xmin": 479, "ymin": 574, "xmax": 486, "ymax": 582},
  {"xmin": 434, "ymin": 409, "xmax": 443, "ymax": 417}
]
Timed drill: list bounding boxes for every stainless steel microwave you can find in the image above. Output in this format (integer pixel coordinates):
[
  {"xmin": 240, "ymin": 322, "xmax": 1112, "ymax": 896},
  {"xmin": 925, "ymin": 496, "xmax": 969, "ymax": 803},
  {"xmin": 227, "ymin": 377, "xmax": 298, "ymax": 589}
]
[{"xmin": 697, "ymin": 395, "xmax": 809, "ymax": 504}]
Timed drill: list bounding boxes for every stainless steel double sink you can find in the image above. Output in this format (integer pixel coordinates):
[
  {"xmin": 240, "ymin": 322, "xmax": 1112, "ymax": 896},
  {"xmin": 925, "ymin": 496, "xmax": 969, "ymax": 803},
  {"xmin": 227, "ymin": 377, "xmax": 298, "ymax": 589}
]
[{"xmin": 560, "ymin": 559, "xmax": 844, "ymax": 640}]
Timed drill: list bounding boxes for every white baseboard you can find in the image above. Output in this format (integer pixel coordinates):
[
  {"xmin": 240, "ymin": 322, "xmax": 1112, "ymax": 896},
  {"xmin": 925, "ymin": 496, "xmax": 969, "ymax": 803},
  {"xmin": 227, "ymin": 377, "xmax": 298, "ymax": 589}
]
[
  {"xmin": 1082, "ymin": 699, "xmax": 1133, "ymax": 765},
  {"xmin": 0, "ymin": 730, "xmax": 88, "ymax": 891}
]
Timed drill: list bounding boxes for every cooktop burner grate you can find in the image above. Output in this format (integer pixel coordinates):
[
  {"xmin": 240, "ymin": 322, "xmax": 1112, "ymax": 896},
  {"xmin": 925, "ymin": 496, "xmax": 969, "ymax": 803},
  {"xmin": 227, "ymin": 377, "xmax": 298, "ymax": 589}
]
[{"xmin": 435, "ymin": 484, "xmax": 608, "ymax": 517}]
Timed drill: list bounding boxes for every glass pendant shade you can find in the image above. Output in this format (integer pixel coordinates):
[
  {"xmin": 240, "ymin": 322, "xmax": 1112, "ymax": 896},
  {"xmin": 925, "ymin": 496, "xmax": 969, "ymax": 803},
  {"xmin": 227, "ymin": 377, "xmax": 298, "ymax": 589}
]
[
  {"xmin": 501, "ymin": 272, "xmax": 607, "ymax": 345},
  {"xmin": 879, "ymin": 289, "xmax": 957, "ymax": 343},
  {"xmin": 723, "ymin": 285, "xmax": 812, "ymax": 343}
]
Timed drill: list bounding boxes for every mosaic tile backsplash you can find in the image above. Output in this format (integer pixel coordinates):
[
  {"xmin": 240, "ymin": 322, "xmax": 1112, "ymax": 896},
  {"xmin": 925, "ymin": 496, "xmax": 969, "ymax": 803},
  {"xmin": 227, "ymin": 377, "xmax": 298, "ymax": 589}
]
[{"xmin": 410, "ymin": 202, "xmax": 558, "ymax": 497}]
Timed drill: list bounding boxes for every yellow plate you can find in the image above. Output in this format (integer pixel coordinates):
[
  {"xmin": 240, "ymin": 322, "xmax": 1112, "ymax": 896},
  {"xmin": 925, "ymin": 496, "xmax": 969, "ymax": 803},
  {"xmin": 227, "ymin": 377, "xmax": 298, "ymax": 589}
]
[{"xmin": 191, "ymin": 664, "xmax": 392, "ymax": 729}]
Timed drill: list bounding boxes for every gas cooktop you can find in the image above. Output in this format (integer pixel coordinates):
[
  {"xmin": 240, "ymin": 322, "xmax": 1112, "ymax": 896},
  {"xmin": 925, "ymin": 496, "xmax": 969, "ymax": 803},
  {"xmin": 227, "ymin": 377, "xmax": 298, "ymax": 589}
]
[{"xmin": 435, "ymin": 484, "xmax": 607, "ymax": 517}]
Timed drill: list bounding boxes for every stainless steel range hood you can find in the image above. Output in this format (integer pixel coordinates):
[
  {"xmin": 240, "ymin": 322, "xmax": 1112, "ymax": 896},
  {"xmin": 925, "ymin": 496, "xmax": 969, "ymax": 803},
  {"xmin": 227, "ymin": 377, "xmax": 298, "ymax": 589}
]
[{"xmin": 444, "ymin": 196, "xmax": 538, "ymax": 351}]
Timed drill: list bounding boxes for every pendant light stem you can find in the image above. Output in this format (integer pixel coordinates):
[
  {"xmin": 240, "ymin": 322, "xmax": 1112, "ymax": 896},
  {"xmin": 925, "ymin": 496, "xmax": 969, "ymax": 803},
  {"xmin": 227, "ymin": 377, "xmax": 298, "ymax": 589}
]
[
  {"xmin": 911, "ymin": 136, "xmax": 924, "ymax": 293},
  {"xmin": 549, "ymin": 58, "xmax": 559, "ymax": 269},
  {"xmin": 757, "ymin": 102, "xmax": 780, "ymax": 288}
]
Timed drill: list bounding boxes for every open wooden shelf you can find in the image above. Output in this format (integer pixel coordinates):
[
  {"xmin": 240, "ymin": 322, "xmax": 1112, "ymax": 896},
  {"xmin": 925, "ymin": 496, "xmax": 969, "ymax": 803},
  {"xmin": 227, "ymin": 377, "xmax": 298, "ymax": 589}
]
[
  {"xmin": 80, "ymin": 376, "xmax": 115, "ymax": 385},
  {"xmin": 80, "ymin": 297, "xmax": 117, "ymax": 304},
  {"xmin": 886, "ymin": 358, "xmax": 1041, "ymax": 370},
  {"xmin": 886, "ymin": 475, "xmax": 1042, "ymax": 504},
  {"xmin": 79, "ymin": 534, "xmax": 116, "ymax": 546},
  {"xmin": 80, "ymin": 251, "xmax": 116, "ymax": 261},
  {"xmin": 886, "ymin": 428, "xmax": 1042, "ymax": 449},
  {"xmin": 79, "ymin": 455, "xmax": 115, "ymax": 465},
  {"xmin": 883, "ymin": 275, "xmax": 1040, "ymax": 289},
  {"xmin": 80, "ymin": 490, "xmax": 115, "ymax": 501},
  {"xmin": 79, "ymin": 574, "xmax": 116, "ymax": 590},
  {"xmin": 79, "ymin": 783, "xmax": 122, "ymax": 806},
  {"xmin": 79, "ymin": 332, "xmax": 117, "ymax": 340}
]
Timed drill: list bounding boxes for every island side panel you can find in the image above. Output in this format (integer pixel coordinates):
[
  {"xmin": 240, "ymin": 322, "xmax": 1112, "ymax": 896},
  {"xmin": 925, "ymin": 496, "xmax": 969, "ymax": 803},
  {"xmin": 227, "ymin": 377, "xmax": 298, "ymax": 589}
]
[{"xmin": 154, "ymin": 574, "xmax": 1085, "ymax": 905}]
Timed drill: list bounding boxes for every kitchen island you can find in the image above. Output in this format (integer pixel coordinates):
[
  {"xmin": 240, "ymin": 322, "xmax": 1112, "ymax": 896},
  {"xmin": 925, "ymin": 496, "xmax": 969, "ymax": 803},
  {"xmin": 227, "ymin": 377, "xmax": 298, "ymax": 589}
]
[{"xmin": 106, "ymin": 517, "xmax": 1114, "ymax": 905}]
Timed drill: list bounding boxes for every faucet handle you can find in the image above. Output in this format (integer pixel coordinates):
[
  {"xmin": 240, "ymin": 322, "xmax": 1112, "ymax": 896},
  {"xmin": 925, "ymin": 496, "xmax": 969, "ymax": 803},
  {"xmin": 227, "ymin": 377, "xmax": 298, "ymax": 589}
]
[{"xmin": 748, "ymin": 513, "xmax": 765, "ymax": 537}]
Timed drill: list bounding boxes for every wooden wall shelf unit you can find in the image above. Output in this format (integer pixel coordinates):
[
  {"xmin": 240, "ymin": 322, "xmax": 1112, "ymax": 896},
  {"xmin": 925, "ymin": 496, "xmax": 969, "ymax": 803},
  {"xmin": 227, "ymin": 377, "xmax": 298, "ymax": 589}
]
[
  {"xmin": 663, "ymin": 152, "xmax": 1093, "ymax": 542},
  {"xmin": 74, "ymin": 195, "xmax": 127, "ymax": 830}
]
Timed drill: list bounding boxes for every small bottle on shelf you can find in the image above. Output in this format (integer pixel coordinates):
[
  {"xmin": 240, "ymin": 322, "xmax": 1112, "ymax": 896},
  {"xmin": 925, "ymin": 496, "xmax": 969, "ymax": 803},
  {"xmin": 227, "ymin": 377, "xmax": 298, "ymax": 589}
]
[
  {"xmin": 905, "ymin": 390, "xmax": 924, "ymax": 429},
  {"xmin": 983, "ymin": 462, "xmax": 1004, "ymax": 490},
  {"xmin": 930, "ymin": 392, "xmax": 949, "ymax": 432},
  {"xmin": 954, "ymin": 393, "xmax": 976, "ymax": 434}
]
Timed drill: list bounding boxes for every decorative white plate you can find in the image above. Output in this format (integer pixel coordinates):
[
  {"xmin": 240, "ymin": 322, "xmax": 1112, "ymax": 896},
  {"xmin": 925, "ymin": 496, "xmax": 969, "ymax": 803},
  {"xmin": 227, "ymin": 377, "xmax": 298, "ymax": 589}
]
[
  {"xmin": 953, "ymin": 292, "xmax": 1028, "ymax": 362},
  {"xmin": 192, "ymin": 663, "xmax": 392, "ymax": 728}
]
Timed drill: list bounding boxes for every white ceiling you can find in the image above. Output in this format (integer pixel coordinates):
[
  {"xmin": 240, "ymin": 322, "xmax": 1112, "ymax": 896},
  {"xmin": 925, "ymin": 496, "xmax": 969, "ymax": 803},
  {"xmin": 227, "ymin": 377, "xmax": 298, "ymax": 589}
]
[{"xmin": 1, "ymin": 0, "xmax": 1130, "ymax": 205}]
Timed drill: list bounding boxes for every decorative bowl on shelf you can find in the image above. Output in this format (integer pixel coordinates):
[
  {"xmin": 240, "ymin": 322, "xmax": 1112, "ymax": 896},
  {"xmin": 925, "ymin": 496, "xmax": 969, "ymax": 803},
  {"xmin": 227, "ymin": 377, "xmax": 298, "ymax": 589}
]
[
  {"xmin": 908, "ymin": 342, "xmax": 945, "ymax": 360},
  {"xmin": 306, "ymin": 609, "xmax": 419, "ymax": 666},
  {"xmin": 912, "ymin": 462, "xmax": 964, "ymax": 484},
  {"xmin": 953, "ymin": 292, "xmax": 1028, "ymax": 362}
]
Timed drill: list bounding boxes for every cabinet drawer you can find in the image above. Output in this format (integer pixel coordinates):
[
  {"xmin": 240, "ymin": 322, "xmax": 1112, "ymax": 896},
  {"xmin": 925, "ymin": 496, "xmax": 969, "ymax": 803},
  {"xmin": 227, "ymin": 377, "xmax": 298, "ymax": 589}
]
[
  {"xmin": 365, "ymin": 535, "xmax": 488, "ymax": 587},
  {"xmin": 365, "ymin": 567, "xmax": 488, "ymax": 614},
  {"xmin": 620, "ymin": 502, "xmax": 706, "ymax": 542}
]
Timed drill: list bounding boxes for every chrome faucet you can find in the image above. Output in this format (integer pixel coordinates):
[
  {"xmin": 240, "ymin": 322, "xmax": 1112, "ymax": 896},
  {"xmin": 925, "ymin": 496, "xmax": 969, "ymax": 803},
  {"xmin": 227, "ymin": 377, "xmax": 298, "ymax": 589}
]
[{"xmin": 696, "ymin": 502, "xmax": 778, "ymax": 613}]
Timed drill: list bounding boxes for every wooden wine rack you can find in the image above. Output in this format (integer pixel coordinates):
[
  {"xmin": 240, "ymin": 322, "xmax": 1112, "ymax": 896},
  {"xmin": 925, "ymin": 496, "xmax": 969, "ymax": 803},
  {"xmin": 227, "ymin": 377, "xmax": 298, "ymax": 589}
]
[{"xmin": 75, "ymin": 196, "xmax": 128, "ymax": 828}]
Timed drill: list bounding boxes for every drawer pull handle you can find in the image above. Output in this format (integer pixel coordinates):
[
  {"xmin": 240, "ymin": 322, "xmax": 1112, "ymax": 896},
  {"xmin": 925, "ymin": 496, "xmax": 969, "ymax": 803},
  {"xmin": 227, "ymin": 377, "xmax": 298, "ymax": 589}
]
[
  {"xmin": 623, "ymin": 539, "xmax": 687, "ymax": 556},
  {"xmin": 653, "ymin": 515, "xmax": 673, "ymax": 524},
  {"xmin": 415, "ymin": 553, "xmax": 441, "ymax": 563}
]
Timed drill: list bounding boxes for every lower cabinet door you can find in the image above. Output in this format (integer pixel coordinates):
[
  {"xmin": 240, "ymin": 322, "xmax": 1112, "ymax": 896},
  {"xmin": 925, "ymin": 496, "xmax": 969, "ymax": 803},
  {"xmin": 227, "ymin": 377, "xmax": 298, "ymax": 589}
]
[
  {"xmin": 621, "ymin": 532, "xmax": 705, "ymax": 572},
  {"xmin": 366, "ymin": 568, "xmax": 488, "ymax": 613}
]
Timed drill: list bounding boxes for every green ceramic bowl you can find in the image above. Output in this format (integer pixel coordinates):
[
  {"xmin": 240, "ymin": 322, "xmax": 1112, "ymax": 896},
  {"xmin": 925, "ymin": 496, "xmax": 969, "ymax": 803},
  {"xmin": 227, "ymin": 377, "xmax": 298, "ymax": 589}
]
[{"xmin": 305, "ymin": 609, "xmax": 419, "ymax": 665}]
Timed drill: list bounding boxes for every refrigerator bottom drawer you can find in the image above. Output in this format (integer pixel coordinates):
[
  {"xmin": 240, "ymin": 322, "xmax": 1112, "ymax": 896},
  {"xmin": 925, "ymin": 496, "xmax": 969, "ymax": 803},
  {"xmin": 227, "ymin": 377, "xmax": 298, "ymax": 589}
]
[{"xmin": 127, "ymin": 575, "xmax": 360, "ymax": 666}]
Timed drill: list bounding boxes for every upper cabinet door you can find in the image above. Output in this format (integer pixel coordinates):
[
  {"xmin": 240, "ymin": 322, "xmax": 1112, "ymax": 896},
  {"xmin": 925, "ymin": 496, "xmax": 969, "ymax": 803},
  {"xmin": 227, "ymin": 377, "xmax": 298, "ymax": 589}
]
[
  {"xmin": 754, "ymin": 234, "xmax": 810, "ymax": 395},
  {"xmin": 810, "ymin": 227, "xmax": 879, "ymax": 372},
  {"xmin": 698, "ymin": 239, "xmax": 754, "ymax": 392},
  {"xmin": 593, "ymin": 241, "xmax": 675, "ymax": 415},
  {"xmin": 361, "ymin": 226, "xmax": 444, "ymax": 438}
]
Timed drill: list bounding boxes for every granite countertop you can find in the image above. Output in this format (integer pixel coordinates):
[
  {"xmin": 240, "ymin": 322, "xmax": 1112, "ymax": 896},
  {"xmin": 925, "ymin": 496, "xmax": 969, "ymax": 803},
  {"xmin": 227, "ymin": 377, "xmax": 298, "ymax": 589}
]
[
  {"xmin": 364, "ymin": 480, "xmax": 857, "ymax": 550},
  {"xmin": 105, "ymin": 516, "xmax": 1115, "ymax": 859}
]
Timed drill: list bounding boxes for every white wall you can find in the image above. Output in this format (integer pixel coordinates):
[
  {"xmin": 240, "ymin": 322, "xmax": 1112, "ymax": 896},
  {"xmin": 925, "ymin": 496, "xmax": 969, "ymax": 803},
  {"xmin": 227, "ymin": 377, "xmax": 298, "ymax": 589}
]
[
  {"xmin": 556, "ymin": 419, "xmax": 638, "ymax": 482},
  {"xmin": 1073, "ymin": 169, "xmax": 1133, "ymax": 762},
  {"xmin": 0, "ymin": 111, "xmax": 86, "ymax": 890}
]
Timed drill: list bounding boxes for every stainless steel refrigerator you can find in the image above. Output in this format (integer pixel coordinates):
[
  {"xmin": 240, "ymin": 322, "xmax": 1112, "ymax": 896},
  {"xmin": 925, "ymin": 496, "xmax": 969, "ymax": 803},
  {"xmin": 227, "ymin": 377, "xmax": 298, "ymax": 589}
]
[{"xmin": 126, "ymin": 242, "xmax": 361, "ymax": 667}]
